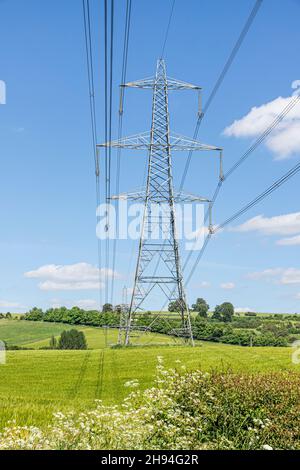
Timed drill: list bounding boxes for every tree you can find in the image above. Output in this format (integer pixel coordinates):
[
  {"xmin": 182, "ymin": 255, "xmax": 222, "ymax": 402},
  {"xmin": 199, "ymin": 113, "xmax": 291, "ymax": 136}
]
[
  {"xmin": 212, "ymin": 302, "xmax": 234, "ymax": 323},
  {"xmin": 67, "ymin": 306, "xmax": 83, "ymax": 324},
  {"xmin": 168, "ymin": 299, "xmax": 183, "ymax": 312},
  {"xmin": 191, "ymin": 298, "xmax": 209, "ymax": 318},
  {"xmin": 211, "ymin": 306, "xmax": 223, "ymax": 321},
  {"xmin": 5, "ymin": 312, "xmax": 12, "ymax": 319},
  {"xmin": 24, "ymin": 307, "xmax": 43, "ymax": 321},
  {"xmin": 102, "ymin": 303, "xmax": 113, "ymax": 313},
  {"xmin": 58, "ymin": 330, "xmax": 87, "ymax": 350},
  {"xmin": 221, "ymin": 302, "xmax": 234, "ymax": 322},
  {"xmin": 245, "ymin": 311, "xmax": 257, "ymax": 317},
  {"xmin": 49, "ymin": 335, "xmax": 57, "ymax": 349}
]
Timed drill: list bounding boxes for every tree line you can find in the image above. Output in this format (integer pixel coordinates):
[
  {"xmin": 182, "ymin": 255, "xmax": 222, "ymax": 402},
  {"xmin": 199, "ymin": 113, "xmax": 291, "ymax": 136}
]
[{"xmin": 169, "ymin": 297, "xmax": 235, "ymax": 322}]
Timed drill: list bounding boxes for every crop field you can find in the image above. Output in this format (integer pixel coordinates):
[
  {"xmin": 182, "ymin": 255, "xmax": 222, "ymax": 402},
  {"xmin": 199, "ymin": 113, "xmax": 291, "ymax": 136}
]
[{"xmin": 0, "ymin": 320, "xmax": 299, "ymax": 431}]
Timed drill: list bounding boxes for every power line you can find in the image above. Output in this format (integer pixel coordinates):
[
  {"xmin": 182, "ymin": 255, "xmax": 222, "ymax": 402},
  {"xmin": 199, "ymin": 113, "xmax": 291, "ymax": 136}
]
[
  {"xmin": 104, "ymin": 0, "xmax": 109, "ymax": 305},
  {"xmin": 215, "ymin": 159, "xmax": 300, "ymax": 233},
  {"xmin": 161, "ymin": 0, "xmax": 175, "ymax": 58},
  {"xmin": 107, "ymin": 0, "xmax": 114, "ymax": 303},
  {"xmin": 203, "ymin": 0, "xmax": 263, "ymax": 116},
  {"xmin": 154, "ymin": 0, "xmax": 263, "ymax": 307},
  {"xmin": 179, "ymin": 0, "xmax": 263, "ymax": 191},
  {"xmin": 224, "ymin": 94, "xmax": 300, "ymax": 180},
  {"xmin": 104, "ymin": 0, "xmax": 114, "ymax": 305},
  {"xmin": 184, "ymin": 157, "xmax": 300, "ymax": 289},
  {"xmin": 82, "ymin": 0, "xmax": 98, "ymax": 163},
  {"xmin": 183, "ymin": 92, "xmax": 300, "ymax": 267},
  {"xmin": 110, "ymin": 0, "xmax": 132, "ymax": 305},
  {"xmin": 82, "ymin": 0, "xmax": 102, "ymax": 310},
  {"xmin": 108, "ymin": 0, "xmax": 114, "ymax": 206},
  {"xmin": 183, "ymin": 234, "xmax": 212, "ymax": 289}
]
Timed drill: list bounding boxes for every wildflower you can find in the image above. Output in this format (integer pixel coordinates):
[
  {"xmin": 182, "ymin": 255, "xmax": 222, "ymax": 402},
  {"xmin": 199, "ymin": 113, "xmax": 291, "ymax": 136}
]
[{"xmin": 262, "ymin": 444, "xmax": 273, "ymax": 450}]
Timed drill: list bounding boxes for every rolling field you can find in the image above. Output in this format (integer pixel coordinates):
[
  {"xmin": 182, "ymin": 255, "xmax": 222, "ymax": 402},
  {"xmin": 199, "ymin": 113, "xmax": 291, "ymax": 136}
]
[
  {"xmin": 0, "ymin": 319, "xmax": 173, "ymax": 349},
  {"xmin": 0, "ymin": 320, "xmax": 300, "ymax": 431}
]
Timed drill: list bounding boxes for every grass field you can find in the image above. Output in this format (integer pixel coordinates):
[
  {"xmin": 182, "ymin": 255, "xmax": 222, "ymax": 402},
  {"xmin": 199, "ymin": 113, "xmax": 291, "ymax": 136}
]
[
  {"xmin": 0, "ymin": 320, "xmax": 299, "ymax": 431},
  {"xmin": 0, "ymin": 319, "xmax": 173, "ymax": 349}
]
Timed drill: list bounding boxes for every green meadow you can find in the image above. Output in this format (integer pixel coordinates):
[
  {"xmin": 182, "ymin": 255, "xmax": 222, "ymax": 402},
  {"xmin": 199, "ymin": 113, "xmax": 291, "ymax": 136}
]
[
  {"xmin": 0, "ymin": 319, "xmax": 299, "ymax": 431},
  {"xmin": 0, "ymin": 319, "xmax": 173, "ymax": 349}
]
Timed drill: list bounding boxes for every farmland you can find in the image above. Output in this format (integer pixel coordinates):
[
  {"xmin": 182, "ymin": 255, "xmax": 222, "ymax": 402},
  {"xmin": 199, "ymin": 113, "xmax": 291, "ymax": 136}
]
[
  {"xmin": 0, "ymin": 319, "xmax": 173, "ymax": 349},
  {"xmin": 0, "ymin": 319, "xmax": 299, "ymax": 432}
]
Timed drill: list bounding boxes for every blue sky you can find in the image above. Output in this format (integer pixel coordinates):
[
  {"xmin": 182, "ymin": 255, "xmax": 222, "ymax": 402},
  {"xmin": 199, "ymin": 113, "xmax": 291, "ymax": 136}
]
[{"xmin": 0, "ymin": 0, "xmax": 300, "ymax": 313}]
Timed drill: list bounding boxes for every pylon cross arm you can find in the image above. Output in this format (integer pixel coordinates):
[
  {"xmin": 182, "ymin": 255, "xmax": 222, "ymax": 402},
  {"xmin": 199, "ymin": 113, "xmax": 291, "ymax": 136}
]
[
  {"xmin": 110, "ymin": 188, "xmax": 210, "ymax": 203},
  {"xmin": 97, "ymin": 131, "xmax": 222, "ymax": 152},
  {"xmin": 122, "ymin": 76, "xmax": 201, "ymax": 91}
]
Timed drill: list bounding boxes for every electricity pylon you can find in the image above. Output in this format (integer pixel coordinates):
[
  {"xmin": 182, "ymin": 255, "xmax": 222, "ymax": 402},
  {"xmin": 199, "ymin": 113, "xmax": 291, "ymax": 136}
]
[
  {"xmin": 98, "ymin": 59, "xmax": 222, "ymax": 346},
  {"xmin": 118, "ymin": 285, "xmax": 129, "ymax": 345}
]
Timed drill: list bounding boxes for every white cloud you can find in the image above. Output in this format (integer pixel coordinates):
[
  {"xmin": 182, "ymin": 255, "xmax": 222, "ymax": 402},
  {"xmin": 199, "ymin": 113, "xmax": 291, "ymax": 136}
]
[
  {"xmin": 25, "ymin": 262, "xmax": 119, "ymax": 291},
  {"xmin": 281, "ymin": 268, "xmax": 300, "ymax": 285},
  {"xmin": 247, "ymin": 268, "xmax": 283, "ymax": 281},
  {"xmin": 220, "ymin": 282, "xmax": 235, "ymax": 290},
  {"xmin": 223, "ymin": 85, "xmax": 300, "ymax": 159},
  {"xmin": 0, "ymin": 300, "xmax": 27, "ymax": 313},
  {"xmin": 296, "ymin": 293, "xmax": 300, "ymax": 300},
  {"xmin": 51, "ymin": 298, "xmax": 99, "ymax": 310},
  {"xmin": 25, "ymin": 262, "xmax": 111, "ymax": 282},
  {"xmin": 234, "ymin": 307, "xmax": 252, "ymax": 313},
  {"xmin": 199, "ymin": 281, "xmax": 211, "ymax": 288},
  {"xmin": 0, "ymin": 300, "xmax": 21, "ymax": 308},
  {"xmin": 232, "ymin": 213, "xmax": 300, "ymax": 236},
  {"xmin": 39, "ymin": 281, "xmax": 102, "ymax": 291},
  {"xmin": 277, "ymin": 234, "xmax": 300, "ymax": 246},
  {"xmin": 75, "ymin": 299, "xmax": 99, "ymax": 309},
  {"xmin": 247, "ymin": 267, "xmax": 300, "ymax": 285}
]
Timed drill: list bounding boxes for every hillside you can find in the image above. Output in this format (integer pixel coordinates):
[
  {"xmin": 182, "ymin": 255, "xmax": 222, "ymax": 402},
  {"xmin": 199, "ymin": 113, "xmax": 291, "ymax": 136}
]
[{"xmin": 0, "ymin": 319, "xmax": 173, "ymax": 349}]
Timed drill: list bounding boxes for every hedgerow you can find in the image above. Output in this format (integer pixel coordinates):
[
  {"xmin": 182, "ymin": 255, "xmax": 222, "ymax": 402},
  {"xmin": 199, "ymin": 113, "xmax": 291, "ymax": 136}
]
[{"xmin": 23, "ymin": 307, "xmax": 291, "ymax": 347}]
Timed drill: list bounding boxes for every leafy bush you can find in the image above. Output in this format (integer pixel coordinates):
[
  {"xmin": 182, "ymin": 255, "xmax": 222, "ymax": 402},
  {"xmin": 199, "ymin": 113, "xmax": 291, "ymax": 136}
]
[
  {"xmin": 49, "ymin": 335, "xmax": 57, "ymax": 349},
  {"xmin": 168, "ymin": 299, "xmax": 182, "ymax": 312},
  {"xmin": 212, "ymin": 302, "xmax": 234, "ymax": 322},
  {"xmin": 34, "ymin": 307, "xmax": 120, "ymax": 328},
  {"xmin": 232, "ymin": 317, "xmax": 262, "ymax": 329},
  {"xmin": 102, "ymin": 303, "xmax": 113, "ymax": 313},
  {"xmin": 193, "ymin": 319, "xmax": 232, "ymax": 341},
  {"xmin": 23, "ymin": 308, "xmax": 43, "ymax": 321},
  {"xmin": 58, "ymin": 330, "xmax": 87, "ymax": 350},
  {"xmin": 191, "ymin": 298, "xmax": 209, "ymax": 318}
]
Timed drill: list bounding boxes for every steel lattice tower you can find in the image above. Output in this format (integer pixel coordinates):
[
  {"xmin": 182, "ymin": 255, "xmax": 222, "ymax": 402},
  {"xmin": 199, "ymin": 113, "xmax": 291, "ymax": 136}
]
[{"xmin": 98, "ymin": 59, "xmax": 222, "ymax": 346}]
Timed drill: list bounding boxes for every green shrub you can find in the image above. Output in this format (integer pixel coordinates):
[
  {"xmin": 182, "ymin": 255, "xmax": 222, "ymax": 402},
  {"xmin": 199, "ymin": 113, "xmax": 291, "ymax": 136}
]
[
  {"xmin": 212, "ymin": 302, "xmax": 234, "ymax": 322},
  {"xmin": 232, "ymin": 317, "xmax": 262, "ymax": 329},
  {"xmin": 49, "ymin": 335, "xmax": 57, "ymax": 349},
  {"xmin": 23, "ymin": 307, "xmax": 43, "ymax": 321},
  {"xmin": 57, "ymin": 330, "xmax": 87, "ymax": 350},
  {"xmin": 191, "ymin": 298, "xmax": 209, "ymax": 318}
]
